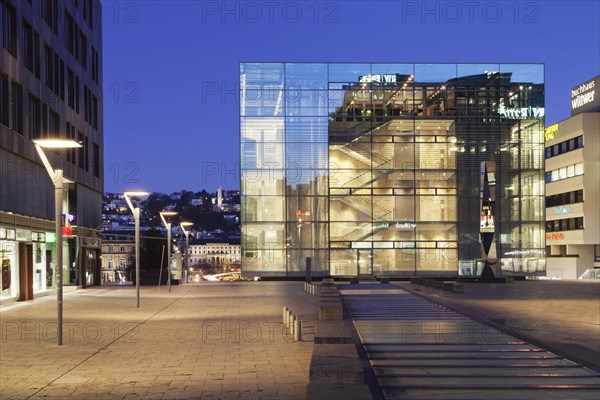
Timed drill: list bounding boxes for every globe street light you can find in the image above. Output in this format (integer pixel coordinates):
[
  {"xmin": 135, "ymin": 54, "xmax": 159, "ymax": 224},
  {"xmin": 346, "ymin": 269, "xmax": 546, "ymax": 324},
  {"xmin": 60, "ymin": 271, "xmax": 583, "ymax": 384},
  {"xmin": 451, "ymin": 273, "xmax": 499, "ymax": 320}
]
[
  {"xmin": 180, "ymin": 222, "xmax": 193, "ymax": 283},
  {"xmin": 123, "ymin": 191, "xmax": 149, "ymax": 307},
  {"xmin": 159, "ymin": 211, "xmax": 177, "ymax": 292},
  {"xmin": 33, "ymin": 138, "xmax": 82, "ymax": 346}
]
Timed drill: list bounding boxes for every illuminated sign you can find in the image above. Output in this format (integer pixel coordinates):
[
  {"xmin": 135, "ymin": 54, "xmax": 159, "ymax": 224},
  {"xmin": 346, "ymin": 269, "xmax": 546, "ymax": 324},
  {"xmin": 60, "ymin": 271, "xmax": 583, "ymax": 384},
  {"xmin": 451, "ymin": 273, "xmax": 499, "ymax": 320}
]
[
  {"xmin": 358, "ymin": 74, "xmax": 399, "ymax": 85},
  {"xmin": 45, "ymin": 232, "xmax": 56, "ymax": 243},
  {"xmin": 544, "ymin": 124, "xmax": 559, "ymax": 141},
  {"xmin": 571, "ymin": 76, "xmax": 600, "ymax": 115},
  {"xmin": 555, "ymin": 206, "xmax": 571, "ymax": 215},
  {"xmin": 498, "ymin": 105, "xmax": 545, "ymax": 119},
  {"xmin": 546, "ymin": 233, "xmax": 565, "ymax": 240}
]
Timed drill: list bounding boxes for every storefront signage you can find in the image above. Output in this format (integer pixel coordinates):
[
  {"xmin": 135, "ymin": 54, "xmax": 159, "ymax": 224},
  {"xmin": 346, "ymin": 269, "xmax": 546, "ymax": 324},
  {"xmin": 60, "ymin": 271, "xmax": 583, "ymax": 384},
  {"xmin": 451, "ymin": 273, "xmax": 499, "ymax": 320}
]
[
  {"xmin": 16, "ymin": 229, "xmax": 31, "ymax": 242},
  {"xmin": 358, "ymin": 74, "xmax": 399, "ymax": 85},
  {"xmin": 555, "ymin": 206, "xmax": 571, "ymax": 215},
  {"xmin": 395, "ymin": 222, "xmax": 417, "ymax": 229},
  {"xmin": 571, "ymin": 76, "xmax": 600, "ymax": 115},
  {"xmin": 498, "ymin": 105, "xmax": 545, "ymax": 119},
  {"xmin": 546, "ymin": 233, "xmax": 565, "ymax": 240},
  {"xmin": 46, "ymin": 232, "xmax": 56, "ymax": 243},
  {"xmin": 544, "ymin": 124, "xmax": 559, "ymax": 141},
  {"xmin": 62, "ymin": 226, "xmax": 73, "ymax": 236}
]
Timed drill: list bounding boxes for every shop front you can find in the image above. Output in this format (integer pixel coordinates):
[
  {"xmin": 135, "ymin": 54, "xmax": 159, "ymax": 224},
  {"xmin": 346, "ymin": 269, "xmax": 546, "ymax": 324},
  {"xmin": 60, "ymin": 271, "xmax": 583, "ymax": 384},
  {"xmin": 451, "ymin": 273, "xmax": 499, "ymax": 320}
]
[{"xmin": 0, "ymin": 225, "xmax": 58, "ymax": 301}]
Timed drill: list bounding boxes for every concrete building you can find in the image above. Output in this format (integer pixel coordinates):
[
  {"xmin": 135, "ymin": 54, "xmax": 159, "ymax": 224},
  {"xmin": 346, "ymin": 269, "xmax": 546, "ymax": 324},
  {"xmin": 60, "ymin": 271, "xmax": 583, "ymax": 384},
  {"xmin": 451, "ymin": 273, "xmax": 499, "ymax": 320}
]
[
  {"xmin": 240, "ymin": 63, "xmax": 546, "ymax": 278},
  {"xmin": 545, "ymin": 76, "xmax": 600, "ymax": 279},
  {"xmin": 1, "ymin": 0, "xmax": 103, "ymax": 301}
]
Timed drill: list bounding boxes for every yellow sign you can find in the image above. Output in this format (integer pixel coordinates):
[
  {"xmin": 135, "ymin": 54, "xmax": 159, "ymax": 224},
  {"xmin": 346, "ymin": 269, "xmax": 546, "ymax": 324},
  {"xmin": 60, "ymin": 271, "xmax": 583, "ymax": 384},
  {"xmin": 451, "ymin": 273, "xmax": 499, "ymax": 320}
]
[{"xmin": 545, "ymin": 124, "xmax": 559, "ymax": 141}]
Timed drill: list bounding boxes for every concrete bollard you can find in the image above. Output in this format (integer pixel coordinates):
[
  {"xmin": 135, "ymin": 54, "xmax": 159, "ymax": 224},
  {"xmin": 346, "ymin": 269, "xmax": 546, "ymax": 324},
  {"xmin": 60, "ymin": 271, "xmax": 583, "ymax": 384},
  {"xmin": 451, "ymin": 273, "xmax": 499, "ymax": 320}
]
[
  {"xmin": 290, "ymin": 314, "xmax": 297, "ymax": 335},
  {"xmin": 295, "ymin": 319, "xmax": 302, "ymax": 342},
  {"xmin": 287, "ymin": 310, "xmax": 293, "ymax": 329},
  {"xmin": 283, "ymin": 306, "xmax": 288, "ymax": 325}
]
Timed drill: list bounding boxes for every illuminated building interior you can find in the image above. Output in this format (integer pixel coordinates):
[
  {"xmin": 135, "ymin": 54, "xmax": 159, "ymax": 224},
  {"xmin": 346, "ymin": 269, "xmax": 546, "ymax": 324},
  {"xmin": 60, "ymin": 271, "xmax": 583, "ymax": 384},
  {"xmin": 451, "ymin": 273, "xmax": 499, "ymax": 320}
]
[{"xmin": 240, "ymin": 63, "xmax": 545, "ymax": 277}]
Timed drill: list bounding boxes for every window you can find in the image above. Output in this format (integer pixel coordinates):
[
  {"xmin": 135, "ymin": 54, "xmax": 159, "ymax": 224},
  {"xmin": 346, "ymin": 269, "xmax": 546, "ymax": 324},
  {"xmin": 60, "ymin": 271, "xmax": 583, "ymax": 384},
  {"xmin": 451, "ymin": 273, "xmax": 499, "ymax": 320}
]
[
  {"xmin": 11, "ymin": 81, "xmax": 23, "ymax": 134},
  {"xmin": 93, "ymin": 142, "xmax": 100, "ymax": 177},
  {"xmin": 84, "ymin": 135, "xmax": 89, "ymax": 171},
  {"xmin": 28, "ymin": 94, "xmax": 42, "ymax": 138},
  {"xmin": 33, "ymin": 31, "xmax": 40, "ymax": 78},
  {"xmin": 23, "ymin": 20, "xmax": 34, "ymax": 71},
  {"xmin": 45, "ymin": 45, "xmax": 54, "ymax": 90},
  {"xmin": 0, "ymin": 72, "xmax": 8, "ymax": 127},
  {"xmin": 547, "ymin": 163, "xmax": 584, "ymax": 182},
  {"xmin": 49, "ymin": 109, "xmax": 59, "ymax": 136},
  {"xmin": 78, "ymin": 131, "xmax": 85, "ymax": 168},
  {"xmin": 75, "ymin": 75, "xmax": 80, "ymax": 112},
  {"xmin": 545, "ymin": 135, "xmax": 584, "ymax": 159},
  {"xmin": 65, "ymin": 11, "xmax": 74, "ymax": 53},
  {"xmin": 92, "ymin": 94, "xmax": 98, "ymax": 128},
  {"xmin": 41, "ymin": 0, "xmax": 59, "ymax": 34},
  {"xmin": 83, "ymin": 0, "xmax": 93, "ymax": 30},
  {"xmin": 91, "ymin": 47, "xmax": 99, "ymax": 84},
  {"xmin": 67, "ymin": 68, "xmax": 75, "ymax": 109},
  {"xmin": 79, "ymin": 30, "xmax": 87, "ymax": 69},
  {"xmin": 2, "ymin": 1, "xmax": 17, "ymax": 56}
]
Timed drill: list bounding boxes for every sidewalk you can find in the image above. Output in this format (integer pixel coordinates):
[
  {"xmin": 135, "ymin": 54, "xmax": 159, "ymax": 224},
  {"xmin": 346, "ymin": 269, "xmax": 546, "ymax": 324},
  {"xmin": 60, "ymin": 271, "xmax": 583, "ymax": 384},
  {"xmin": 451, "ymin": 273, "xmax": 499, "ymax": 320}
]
[
  {"xmin": 0, "ymin": 282, "xmax": 317, "ymax": 400},
  {"xmin": 397, "ymin": 280, "xmax": 600, "ymax": 371}
]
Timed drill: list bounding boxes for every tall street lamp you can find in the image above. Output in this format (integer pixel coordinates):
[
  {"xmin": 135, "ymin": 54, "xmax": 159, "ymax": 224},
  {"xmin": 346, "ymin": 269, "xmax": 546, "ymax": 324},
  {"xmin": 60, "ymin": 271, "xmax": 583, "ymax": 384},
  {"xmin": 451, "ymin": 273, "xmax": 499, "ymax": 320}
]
[
  {"xmin": 159, "ymin": 211, "xmax": 177, "ymax": 292},
  {"xmin": 180, "ymin": 222, "xmax": 193, "ymax": 284},
  {"xmin": 33, "ymin": 138, "xmax": 82, "ymax": 346},
  {"xmin": 123, "ymin": 191, "xmax": 149, "ymax": 308}
]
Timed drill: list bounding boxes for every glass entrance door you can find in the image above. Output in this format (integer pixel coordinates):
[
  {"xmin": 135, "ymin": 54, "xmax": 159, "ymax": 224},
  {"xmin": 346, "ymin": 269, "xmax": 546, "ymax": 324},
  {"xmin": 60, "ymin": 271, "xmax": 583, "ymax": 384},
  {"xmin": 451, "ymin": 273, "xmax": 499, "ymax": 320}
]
[{"xmin": 357, "ymin": 249, "xmax": 373, "ymax": 275}]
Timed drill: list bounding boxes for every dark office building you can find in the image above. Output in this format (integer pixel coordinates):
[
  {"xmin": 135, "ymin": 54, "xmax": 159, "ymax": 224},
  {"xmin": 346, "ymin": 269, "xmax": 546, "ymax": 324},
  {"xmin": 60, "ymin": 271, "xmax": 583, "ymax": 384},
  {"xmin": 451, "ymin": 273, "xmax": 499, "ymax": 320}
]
[
  {"xmin": 240, "ymin": 63, "xmax": 545, "ymax": 278},
  {"xmin": 1, "ymin": 0, "xmax": 103, "ymax": 301}
]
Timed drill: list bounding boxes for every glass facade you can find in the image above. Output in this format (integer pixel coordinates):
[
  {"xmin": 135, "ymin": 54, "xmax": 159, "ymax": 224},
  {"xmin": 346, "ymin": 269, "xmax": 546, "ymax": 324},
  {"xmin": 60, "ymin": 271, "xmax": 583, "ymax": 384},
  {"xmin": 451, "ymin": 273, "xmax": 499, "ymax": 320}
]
[{"xmin": 241, "ymin": 63, "xmax": 545, "ymax": 277}]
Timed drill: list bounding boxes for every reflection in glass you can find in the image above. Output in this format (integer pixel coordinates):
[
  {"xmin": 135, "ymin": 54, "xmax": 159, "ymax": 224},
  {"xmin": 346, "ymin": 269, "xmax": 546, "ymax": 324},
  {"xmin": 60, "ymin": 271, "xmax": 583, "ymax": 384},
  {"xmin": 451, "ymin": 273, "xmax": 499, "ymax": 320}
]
[{"xmin": 241, "ymin": 63, "xmax": 545, "ymax": 277}]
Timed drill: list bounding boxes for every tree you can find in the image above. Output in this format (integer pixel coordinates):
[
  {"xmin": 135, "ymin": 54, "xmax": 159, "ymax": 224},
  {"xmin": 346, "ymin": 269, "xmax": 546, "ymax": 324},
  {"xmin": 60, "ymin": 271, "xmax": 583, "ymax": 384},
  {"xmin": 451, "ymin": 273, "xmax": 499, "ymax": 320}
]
[{"xmin": 140, "ymin": 228, "xmax": 166, "ymax": 270}]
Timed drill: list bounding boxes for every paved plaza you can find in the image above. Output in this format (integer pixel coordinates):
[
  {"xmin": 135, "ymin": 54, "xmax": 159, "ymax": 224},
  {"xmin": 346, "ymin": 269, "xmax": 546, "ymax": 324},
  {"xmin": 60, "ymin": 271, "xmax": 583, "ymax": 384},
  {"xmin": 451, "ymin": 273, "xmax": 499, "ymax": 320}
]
[
  {"xmin": 397, "ymin": 280, "xmax": 600, "ymax": 372},
  {"xmin": 2, "ymin": 279, "xmax": 599, "ymax": 400},
  {"xmin": 0, "ymin": 282, "xmax": 317, "ymax": 400}
]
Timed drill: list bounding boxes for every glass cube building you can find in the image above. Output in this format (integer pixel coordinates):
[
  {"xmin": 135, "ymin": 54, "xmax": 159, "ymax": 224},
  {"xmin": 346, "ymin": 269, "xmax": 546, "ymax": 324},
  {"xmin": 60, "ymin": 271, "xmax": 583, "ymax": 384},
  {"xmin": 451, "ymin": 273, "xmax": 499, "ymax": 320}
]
[{"xmin": 240, "ymin": 63, "xmax": 545, "ymax": 277}]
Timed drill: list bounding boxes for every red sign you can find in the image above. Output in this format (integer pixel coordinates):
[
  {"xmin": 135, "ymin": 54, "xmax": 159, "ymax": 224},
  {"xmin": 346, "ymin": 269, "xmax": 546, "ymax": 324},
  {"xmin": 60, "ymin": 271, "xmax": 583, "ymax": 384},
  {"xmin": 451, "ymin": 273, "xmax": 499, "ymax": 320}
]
[
  {"xmin": 62, "ymin": 225, "xmax": 73, "ymax": 236},
  {"xmin": 546, "ymin": 233, "xmax": 564, "ymax": 240}
]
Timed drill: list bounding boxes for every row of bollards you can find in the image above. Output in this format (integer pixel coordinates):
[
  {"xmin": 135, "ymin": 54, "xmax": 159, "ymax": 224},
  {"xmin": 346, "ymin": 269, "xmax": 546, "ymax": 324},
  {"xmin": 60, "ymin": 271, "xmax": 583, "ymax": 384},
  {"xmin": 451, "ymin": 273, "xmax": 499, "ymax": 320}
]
[
  {"xmin": 304, "ymin": 282, "xmax": 319, "ymax": 296},
  {"xmin": 282, "ymin": 306, "xmax": 302, "ymax": 341}
]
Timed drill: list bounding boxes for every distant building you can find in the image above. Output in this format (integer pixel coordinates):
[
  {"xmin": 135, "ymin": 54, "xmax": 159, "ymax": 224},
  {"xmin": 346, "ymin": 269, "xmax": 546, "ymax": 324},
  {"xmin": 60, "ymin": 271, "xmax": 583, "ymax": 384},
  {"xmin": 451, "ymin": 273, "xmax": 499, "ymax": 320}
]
[
  {"xmin": 189, "ymin": 239, "xmax": 241, "ymax": 267},
  {"xmin": 100, "ymin": 232, "xmax": 134, "ymax": 283},
  {"xmin": 1, "ymin": 0, "xmax": 104, "ymax": 301},
  {"xmin": 545, "ymin": 76, "xmax": 600, "ymax": 279}
]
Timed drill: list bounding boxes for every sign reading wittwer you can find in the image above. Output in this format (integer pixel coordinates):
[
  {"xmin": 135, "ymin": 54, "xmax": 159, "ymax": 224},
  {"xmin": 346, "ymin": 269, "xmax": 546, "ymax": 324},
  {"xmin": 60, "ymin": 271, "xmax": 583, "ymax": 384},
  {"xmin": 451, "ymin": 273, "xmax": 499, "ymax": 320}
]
[{"xmin": 571, "ymin": 76, "xmax": 600, "ymax": 116}]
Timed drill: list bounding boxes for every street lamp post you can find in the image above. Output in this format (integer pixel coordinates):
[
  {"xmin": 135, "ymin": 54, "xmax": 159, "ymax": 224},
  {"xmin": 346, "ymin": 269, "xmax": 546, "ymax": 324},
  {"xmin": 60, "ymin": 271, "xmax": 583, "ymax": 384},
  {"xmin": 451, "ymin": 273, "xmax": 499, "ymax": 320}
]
[
  {"xmin": 159, "ymin": 211, "xmax": 177, "ymax": 292},
  {"xmin": 124, "ymin": 191, "xmax": 149, "ymax": 308},
  {"xmin": 180, "ymin": 222, "xmax": 193, "ymax": 284},
  {"xmin": 33, "ymin": 139, "xmax": 82, "ymax": 346}
]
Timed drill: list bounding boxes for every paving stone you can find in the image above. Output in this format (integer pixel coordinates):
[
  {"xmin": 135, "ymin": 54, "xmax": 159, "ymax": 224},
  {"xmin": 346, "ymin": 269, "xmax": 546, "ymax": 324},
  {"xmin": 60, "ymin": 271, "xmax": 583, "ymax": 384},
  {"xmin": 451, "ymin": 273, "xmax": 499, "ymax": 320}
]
[{"xmin": 0, "ymin": 283, "xmax": 317, "ymax": 399}]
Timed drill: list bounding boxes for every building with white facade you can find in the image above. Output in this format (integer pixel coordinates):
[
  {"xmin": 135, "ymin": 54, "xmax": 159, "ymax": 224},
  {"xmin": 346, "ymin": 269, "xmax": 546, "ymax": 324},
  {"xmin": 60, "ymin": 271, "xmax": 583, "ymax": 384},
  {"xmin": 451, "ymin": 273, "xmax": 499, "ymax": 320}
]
[
  {"xmin": 189, "ymin": 239, "xmax": 240, "ymax": 268},
  {"xmin": 545, "ymin": 76, "xmax": 600, "ymax": 279}
]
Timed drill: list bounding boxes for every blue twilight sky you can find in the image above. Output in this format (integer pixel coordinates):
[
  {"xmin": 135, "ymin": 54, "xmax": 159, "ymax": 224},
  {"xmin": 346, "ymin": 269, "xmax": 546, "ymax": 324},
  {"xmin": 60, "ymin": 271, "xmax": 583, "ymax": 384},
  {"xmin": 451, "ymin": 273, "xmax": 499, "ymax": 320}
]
[{"xmin": 102, "ymin": 0, "xmax": 600, "ymax": 194}]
